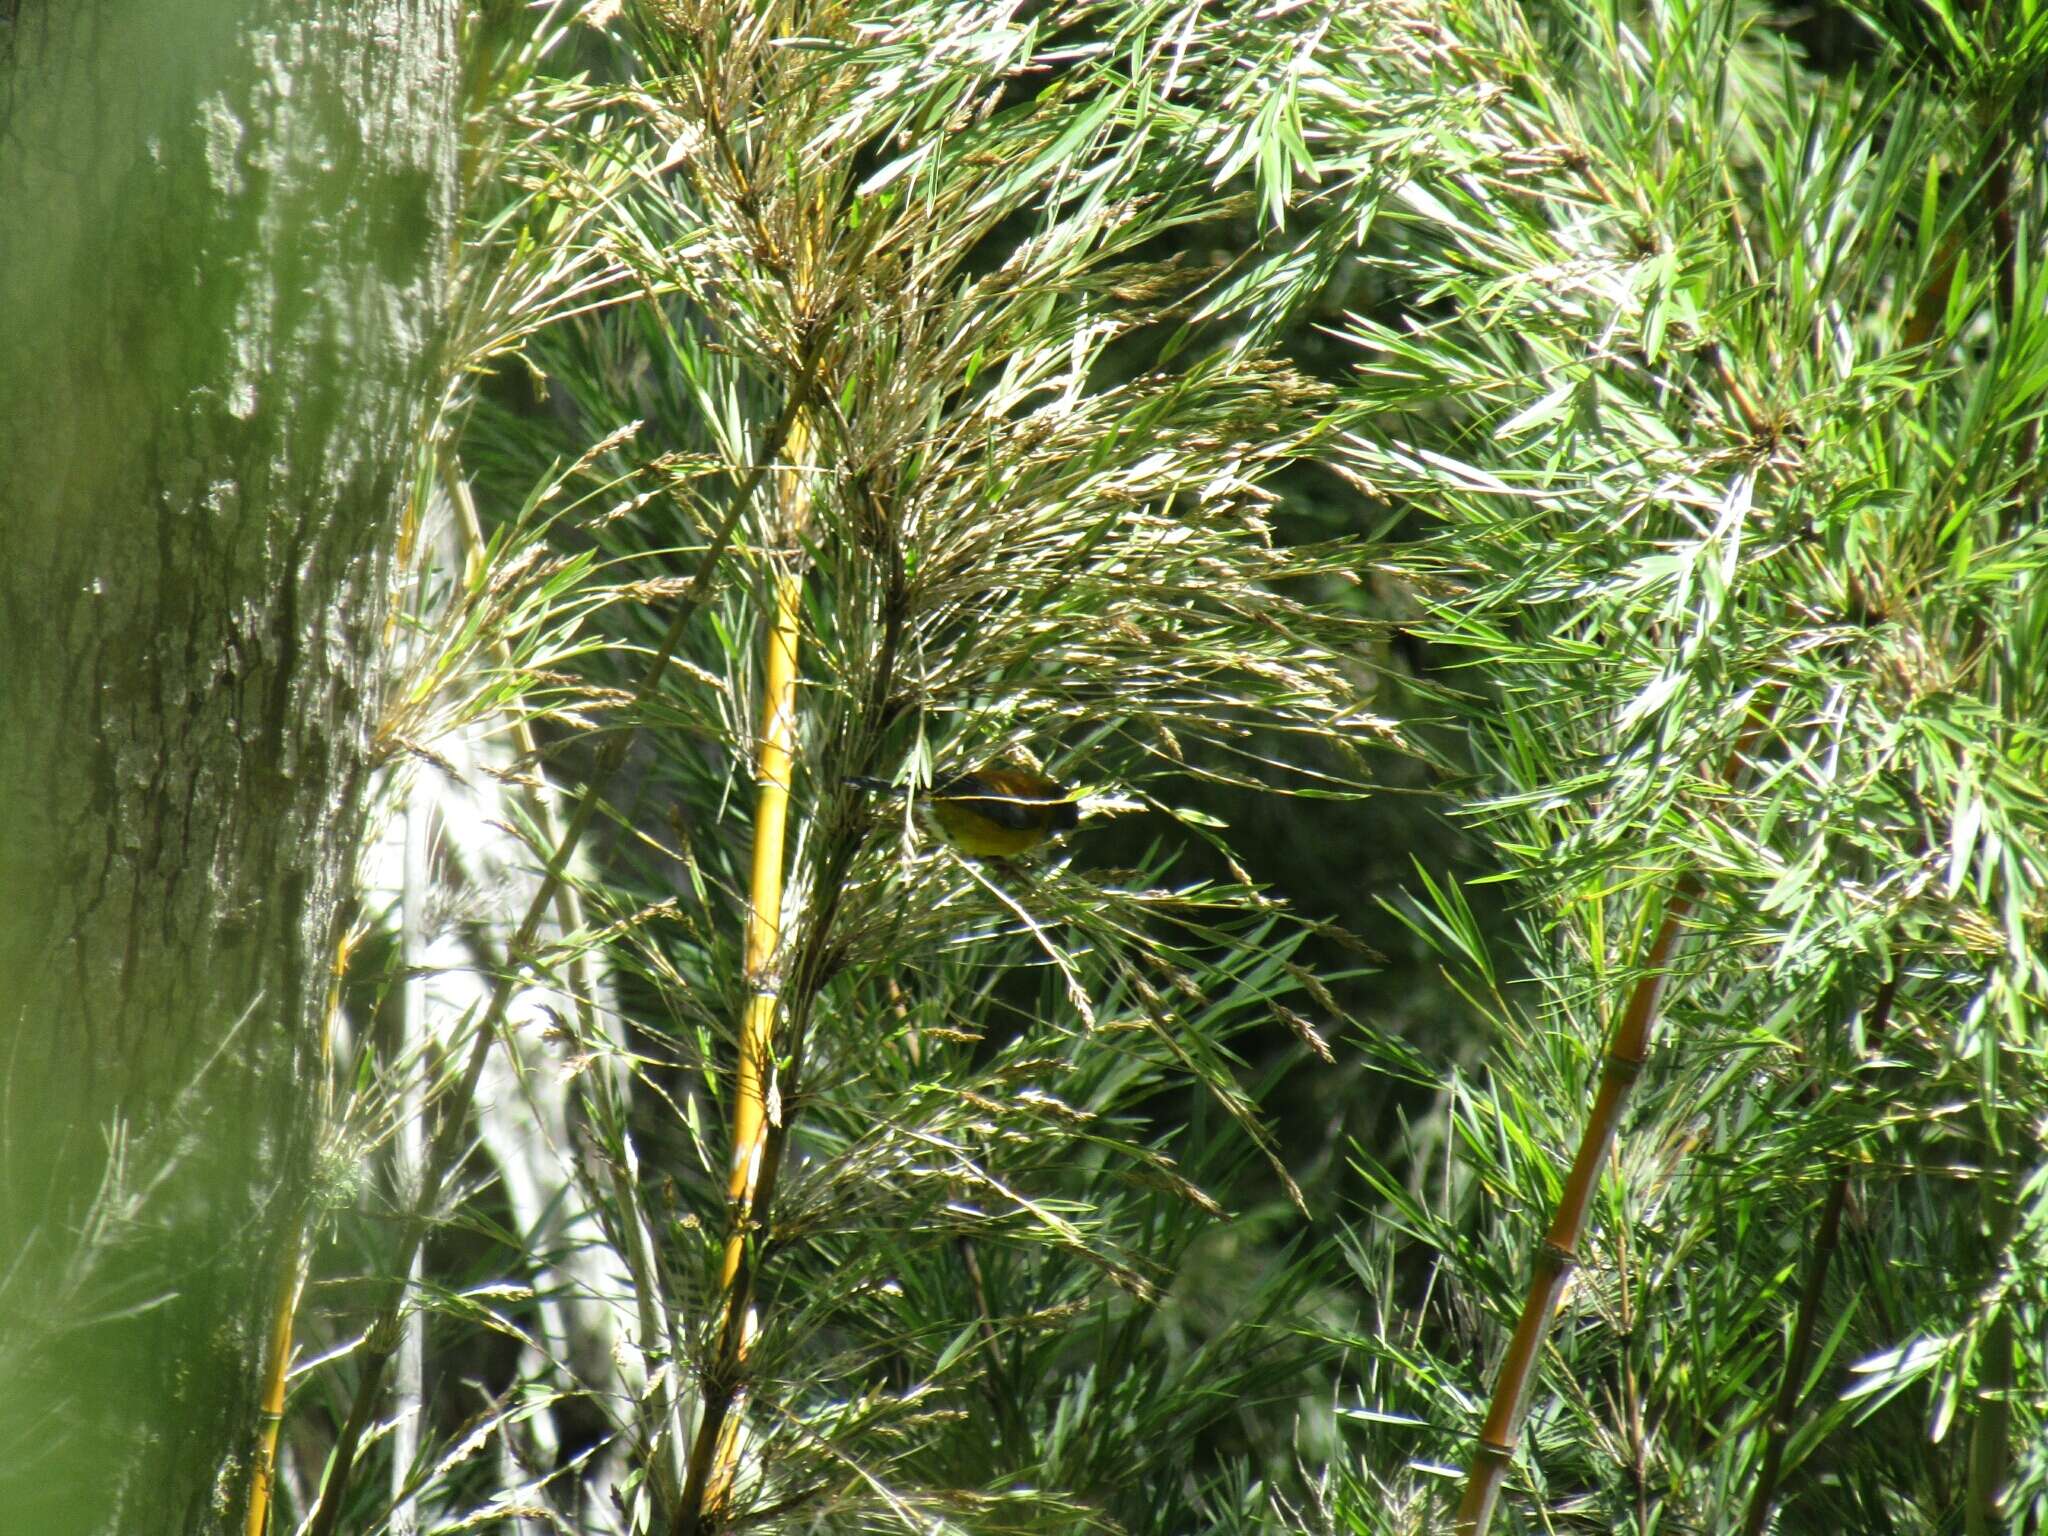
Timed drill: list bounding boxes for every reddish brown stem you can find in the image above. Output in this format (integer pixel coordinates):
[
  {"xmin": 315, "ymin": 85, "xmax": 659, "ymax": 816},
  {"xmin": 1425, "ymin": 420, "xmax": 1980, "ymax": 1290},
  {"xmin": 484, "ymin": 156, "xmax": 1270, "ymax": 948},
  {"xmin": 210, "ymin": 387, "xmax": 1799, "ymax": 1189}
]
[{"xmin": 1455, "ymin": 711, "xmax": 1769, "ymax": 1535}]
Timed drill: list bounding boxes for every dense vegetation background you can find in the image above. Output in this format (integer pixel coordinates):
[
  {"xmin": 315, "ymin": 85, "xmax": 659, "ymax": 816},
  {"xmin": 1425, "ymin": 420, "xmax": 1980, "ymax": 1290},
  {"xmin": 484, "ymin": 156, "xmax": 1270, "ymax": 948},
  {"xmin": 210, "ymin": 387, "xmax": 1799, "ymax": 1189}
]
[{"xmin": 3, "ymin": 0, "xmax": 2043, "ymax": 1533}]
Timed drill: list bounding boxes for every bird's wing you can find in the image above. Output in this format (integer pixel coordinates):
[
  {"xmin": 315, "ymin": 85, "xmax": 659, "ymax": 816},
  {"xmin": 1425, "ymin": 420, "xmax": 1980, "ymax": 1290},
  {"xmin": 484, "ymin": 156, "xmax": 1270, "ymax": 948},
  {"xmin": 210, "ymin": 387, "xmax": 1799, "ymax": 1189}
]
[{"xmin": 932, "ymin": 774, "xmax": 1049, "ymax": 831}]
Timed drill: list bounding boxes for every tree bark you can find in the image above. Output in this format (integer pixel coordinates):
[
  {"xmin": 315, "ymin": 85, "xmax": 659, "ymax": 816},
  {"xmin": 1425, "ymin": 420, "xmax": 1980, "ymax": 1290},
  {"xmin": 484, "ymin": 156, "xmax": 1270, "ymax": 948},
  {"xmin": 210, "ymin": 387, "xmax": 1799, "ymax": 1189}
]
[{"xmin": 0, "ymin": 3, "xmax": 459, "ymax": 1531}]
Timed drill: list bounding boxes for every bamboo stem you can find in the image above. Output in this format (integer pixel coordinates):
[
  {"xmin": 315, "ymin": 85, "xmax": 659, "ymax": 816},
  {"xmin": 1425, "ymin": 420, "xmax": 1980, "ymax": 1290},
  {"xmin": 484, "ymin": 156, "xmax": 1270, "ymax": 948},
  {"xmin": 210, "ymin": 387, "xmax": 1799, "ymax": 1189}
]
[
  {"xmin": 694, "ymin": 416, "xmax": 809, "ymax": 1523},
  {"xmin": 1455, "ymin": 901, "xmax": 1691, "ymax": 1536},
  {"xmin": 668, "ymin": 513, "xmax": 907, "ymax": 1536},
  {"xmin": 671, "ymin": 41, "xmax": 829, "ymax": 1511},
  {"xmin": 300, "ymin": 378, "xmax": 815, "ymax": 1536},
  {"xmin": 1455, "ymin": 712, "xmax": 1769, "ymax": 1535},
  {"xmin": 244, "ymin": 904, "xmax": 355, "ymax": 1535},
  {"xmin": 243, "ymin": 1232, "xmax": 310, "ymax": 1536}
]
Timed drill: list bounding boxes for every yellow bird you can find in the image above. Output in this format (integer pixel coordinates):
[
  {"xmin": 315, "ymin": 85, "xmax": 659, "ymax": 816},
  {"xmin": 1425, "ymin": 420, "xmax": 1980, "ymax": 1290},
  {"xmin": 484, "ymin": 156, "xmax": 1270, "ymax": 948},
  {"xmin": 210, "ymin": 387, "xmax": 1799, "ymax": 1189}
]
[{"xmin": 850, "ymin": 767, "xmax": 1081, "ymax": 858}]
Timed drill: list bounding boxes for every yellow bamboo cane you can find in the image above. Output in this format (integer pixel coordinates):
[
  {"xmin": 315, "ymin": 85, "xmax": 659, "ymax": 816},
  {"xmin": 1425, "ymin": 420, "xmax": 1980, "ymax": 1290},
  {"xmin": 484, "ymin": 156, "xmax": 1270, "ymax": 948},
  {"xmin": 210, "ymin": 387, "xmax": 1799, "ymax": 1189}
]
[
  {"xmin": 243, "ymin": 1246, "xmax": 309, "ymax": 1536},
  {"xmin": 700, "ymin": 412, "xmax": 809, "ymax": 1521},
  {"xmin": 244, "ymin": 919, "xmax": 353, "ymax": 1536}
]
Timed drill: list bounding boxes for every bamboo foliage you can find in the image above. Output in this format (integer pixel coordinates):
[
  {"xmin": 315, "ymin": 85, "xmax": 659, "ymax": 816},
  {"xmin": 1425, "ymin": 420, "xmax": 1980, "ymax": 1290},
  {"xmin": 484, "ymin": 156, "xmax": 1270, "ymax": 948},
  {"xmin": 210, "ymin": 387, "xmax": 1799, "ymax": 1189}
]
[
  {"xmin": 1313, "ymin": 1, "xmax": 2048, "ymax": 1531},
  {"xmin": 384, "ymin": 1, "xmax": 1402, "ymax": 1532},
  {"xmin": 271, "ymin": 2, "xmax": 2048, "ymax": 1533},
  {"xmin": 287, "ymin": 23, "xmax": 821, "ymax": 1515}
]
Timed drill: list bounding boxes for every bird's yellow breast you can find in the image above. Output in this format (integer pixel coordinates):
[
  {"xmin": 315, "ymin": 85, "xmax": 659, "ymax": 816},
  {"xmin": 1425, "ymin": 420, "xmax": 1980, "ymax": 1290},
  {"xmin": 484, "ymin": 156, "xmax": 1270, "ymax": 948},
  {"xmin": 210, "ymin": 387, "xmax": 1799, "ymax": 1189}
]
[
  {"xmin": 928, "ymin": 798, "xmax": 1062, "ymax": 857},
  {"xmin": 914, "ymin": 769, "xmax": 1080, "ymax": 857}
]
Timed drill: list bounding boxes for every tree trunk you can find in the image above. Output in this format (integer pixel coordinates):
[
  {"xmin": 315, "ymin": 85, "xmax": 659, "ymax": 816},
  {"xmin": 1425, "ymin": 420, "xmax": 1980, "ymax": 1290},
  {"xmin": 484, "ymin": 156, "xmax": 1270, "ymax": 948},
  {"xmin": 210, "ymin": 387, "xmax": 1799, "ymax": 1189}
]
[{"xmin": 0, "ymin": 3, "xmax": 459, "ymax": 1531}]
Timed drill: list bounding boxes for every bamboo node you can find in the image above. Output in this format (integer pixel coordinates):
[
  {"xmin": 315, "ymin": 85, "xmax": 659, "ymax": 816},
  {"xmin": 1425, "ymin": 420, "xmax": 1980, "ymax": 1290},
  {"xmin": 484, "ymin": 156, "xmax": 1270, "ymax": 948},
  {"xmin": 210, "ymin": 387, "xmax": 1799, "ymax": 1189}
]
[{"xmin": 1600, "ymin": 1050, "xmax": 1646, "ymax": 1083}]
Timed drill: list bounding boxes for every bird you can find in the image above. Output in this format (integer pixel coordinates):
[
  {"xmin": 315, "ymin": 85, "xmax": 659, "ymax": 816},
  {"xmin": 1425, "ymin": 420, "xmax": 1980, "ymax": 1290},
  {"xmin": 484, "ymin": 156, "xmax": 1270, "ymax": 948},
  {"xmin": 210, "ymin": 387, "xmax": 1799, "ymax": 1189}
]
[{"xmin": 849, "ymin": 766, "xmax": 1081, "ymax": 858}]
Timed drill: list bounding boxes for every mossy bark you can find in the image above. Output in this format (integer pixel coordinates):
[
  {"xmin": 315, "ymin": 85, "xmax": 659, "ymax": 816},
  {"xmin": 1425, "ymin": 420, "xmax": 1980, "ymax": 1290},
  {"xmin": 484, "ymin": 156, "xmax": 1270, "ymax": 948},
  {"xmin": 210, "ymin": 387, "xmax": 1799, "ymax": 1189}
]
[{"xmin": 0, "ymin": 3, "xmax": 459, "ymax": 1530}]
